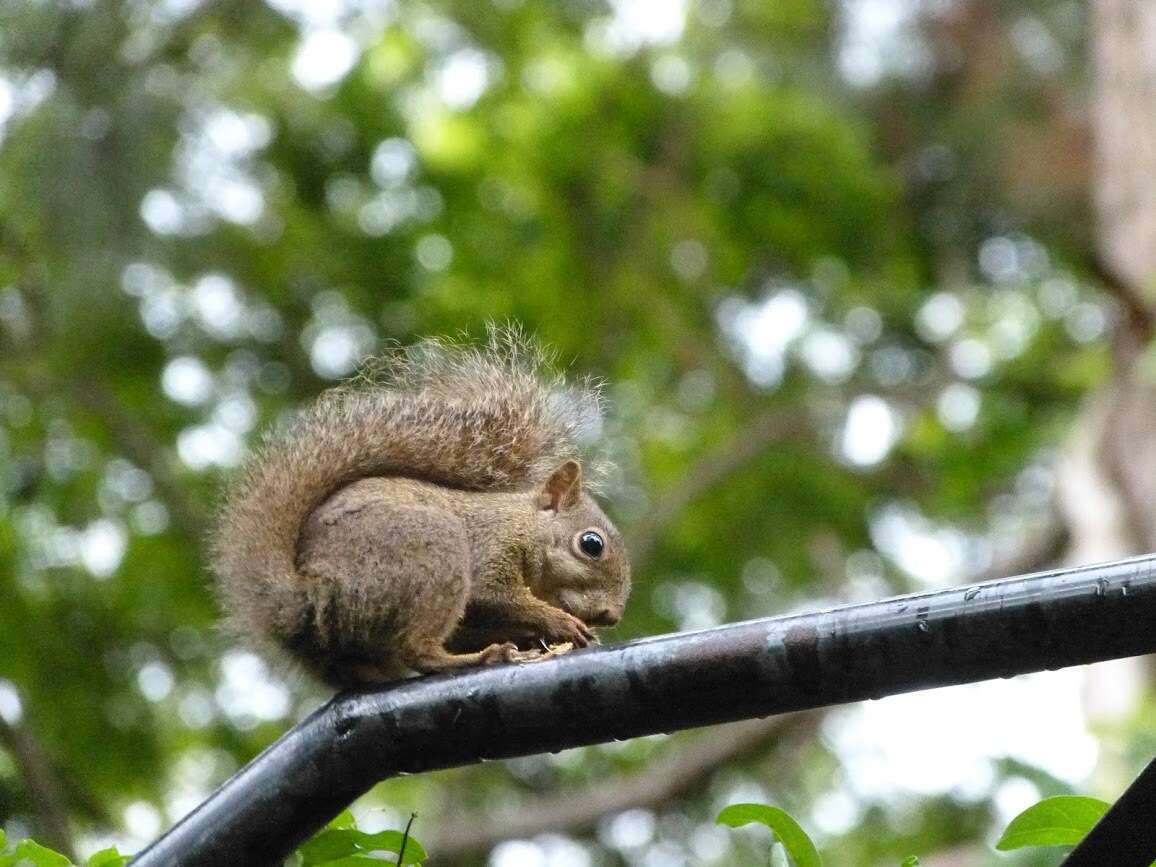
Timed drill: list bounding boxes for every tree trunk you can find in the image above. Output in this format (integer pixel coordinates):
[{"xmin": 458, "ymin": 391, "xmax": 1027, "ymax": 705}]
[
  {"xmin": 1091, "ymin": 0, "xmax": 1156, "ymax": 302},
  {"xmin": 1068, "ymin": 0, "xmax": 1156, "ymax": 564}
]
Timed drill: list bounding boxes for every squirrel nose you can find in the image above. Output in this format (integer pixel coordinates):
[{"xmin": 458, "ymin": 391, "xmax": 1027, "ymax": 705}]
[{"xmin": 588, "ymin": 608, "xmax": 620, "ymax": 627}]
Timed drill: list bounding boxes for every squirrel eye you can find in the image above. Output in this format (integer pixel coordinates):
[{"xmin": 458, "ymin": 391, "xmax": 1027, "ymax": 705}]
[{"xmin": 578, "ymin": 530, "xmax": 605, "ymax": 559}]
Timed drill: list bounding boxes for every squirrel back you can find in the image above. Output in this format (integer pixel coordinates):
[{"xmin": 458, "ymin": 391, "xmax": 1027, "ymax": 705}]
[{"xmin": 211, "ymin": 328, "xmax": 608, "ymax": 650}]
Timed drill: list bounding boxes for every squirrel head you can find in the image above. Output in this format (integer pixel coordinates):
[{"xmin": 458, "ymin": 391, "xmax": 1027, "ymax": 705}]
[{"xmin": 528, "ymin": 459, "xmax": 631, "ymax": 628}]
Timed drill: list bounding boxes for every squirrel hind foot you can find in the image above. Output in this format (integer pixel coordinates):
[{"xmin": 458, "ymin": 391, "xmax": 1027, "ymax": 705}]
[
  {"xmin": 403, "ymin": 642, "xmax": 527, "ymax": 673},
  {"xmin": 343, "ymin": 640, "xmax": 576, "ymax": 684},
  {"xmin": 402, "ymin": 640, "xmax": 575, "ymax": 674}
]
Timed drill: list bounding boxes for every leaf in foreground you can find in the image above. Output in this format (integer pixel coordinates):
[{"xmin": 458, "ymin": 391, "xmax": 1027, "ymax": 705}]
[
  {"xmin": 298, "ymin": 829, "xmax": 426, "ymax": 866},
  {"xmin": 995, "ymin": 796, "xmax": 1110, "ymax": 850},
  {"xmin": 717, "ymin": 803, "xmax": 822, "ymax": 867},
  {"xmin": 0, "ymin": 839, "xmax": 72, "ymax": 867},
  {"xmin": 87, "ymin": 848, "xmax": 131, "ymax": 867}
]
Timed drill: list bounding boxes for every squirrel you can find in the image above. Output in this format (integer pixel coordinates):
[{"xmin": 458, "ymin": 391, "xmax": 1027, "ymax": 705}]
[{"xmin": 210, "ymin": 329, "xmax": 632, "ymax": 687}]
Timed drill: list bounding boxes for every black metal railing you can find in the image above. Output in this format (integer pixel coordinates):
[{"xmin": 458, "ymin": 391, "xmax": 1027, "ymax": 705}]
[{"xmin": 133, "ymin": 554, "xmax": 1156, "ymax": 866}]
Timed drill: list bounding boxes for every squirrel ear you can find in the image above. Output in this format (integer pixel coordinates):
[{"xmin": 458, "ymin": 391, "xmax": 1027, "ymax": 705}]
[{"xmin": 538, "ymin": 460, "xmax": 582, "ymax": 512}]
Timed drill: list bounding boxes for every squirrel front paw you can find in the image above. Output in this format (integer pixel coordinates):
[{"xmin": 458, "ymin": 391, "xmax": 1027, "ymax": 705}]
[{"xmin": 536, "ymin": 608, "xmax": 597, "ymax": 648}]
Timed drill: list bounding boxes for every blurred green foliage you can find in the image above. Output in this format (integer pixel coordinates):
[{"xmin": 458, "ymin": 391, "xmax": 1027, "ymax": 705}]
[{"xmin": 0, "ymin": 0, "xmax": 1148, "ymax": 864}]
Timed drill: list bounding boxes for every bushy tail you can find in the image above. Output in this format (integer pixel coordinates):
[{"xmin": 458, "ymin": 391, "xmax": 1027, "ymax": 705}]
[{"xmin": 210, "ymin": 327, "xmax": 607, "ymax": 646}]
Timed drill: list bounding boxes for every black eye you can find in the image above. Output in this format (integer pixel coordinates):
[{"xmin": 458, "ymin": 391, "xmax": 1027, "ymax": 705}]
[{"xmin": 578, "ymin": 531, "xmax": 605, "ymax": 559}]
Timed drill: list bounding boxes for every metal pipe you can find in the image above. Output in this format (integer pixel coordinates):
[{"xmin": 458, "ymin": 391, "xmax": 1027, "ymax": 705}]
[{"xmin": 133, "ymin": 554, "xmax": 1156, "ymax": 866}]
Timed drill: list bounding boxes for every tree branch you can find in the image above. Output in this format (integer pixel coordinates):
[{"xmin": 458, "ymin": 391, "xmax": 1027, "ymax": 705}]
[
  {"xmin": 0, "ymin": 711, "xmax": 76, "ymax": 861},
  {"xmin": 1087, "ymin": 252, "xmax": 1154, "ymax": 350},
  {"xmin": 424, "ymin": 711, "xmax": 820, "ymax": 859},
  {"xmin": 628, "ymin": 407, "xmax": 811, "ymax": 568}
]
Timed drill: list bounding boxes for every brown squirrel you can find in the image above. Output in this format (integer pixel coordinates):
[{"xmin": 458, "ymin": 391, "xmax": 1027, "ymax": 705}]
[{"xmin": 210, "ymin": 329, "xmax": 631, "ymax": 687}]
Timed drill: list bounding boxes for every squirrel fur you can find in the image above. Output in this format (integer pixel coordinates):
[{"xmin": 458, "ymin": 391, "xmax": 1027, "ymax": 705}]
[{"xmin": 211, "ymin": 329, "xmax": 631, "ymax": 687}]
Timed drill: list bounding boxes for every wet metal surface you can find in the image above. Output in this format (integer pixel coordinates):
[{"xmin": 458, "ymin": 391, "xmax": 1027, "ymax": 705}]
[{"xmin": 133, "ymin": 554, "xmax": 1156, "ymax": 866}]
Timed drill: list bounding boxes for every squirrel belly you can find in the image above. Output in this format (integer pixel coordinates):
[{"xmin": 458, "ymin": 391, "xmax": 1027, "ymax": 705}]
[{"xmin": 210, "ymin": 331, "xmax": 632, "ymax": 687}]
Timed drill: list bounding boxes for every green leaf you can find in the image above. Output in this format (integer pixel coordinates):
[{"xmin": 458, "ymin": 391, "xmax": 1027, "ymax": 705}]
[
  {"xmin": 298, "ymin": 828, "xmax": 426, "ymax": 866},
  {"xmin": 86, "ymin": 848, "xmax": 130, "ymax": 867},
  {"xmin": 327, "ymin": 810, "xmax": 357, "ymax": 831},
  {"xmin": 995, "ymin": 796, "xmax": 1111, "ymax": 850},
  {"xmin": 353, "ymin": 830, "xmax": 426, "ymax": 865},
  {"xmin": 298, "ymin": 830, "xmax": 361, "ymax": 865},
  {"xmin": 11, "ymin": 840, "xmax": 73, "ymax": 867},
  {"xmin": 0, "ymin": 831, "xmax": 6, "ymax": 850},
  {"xmin": 717, "ymin": 803, "xmax": 822, "ymax": 867},
  {"xmin": 900, "ymin": 857, "xmax": 920, "ymax": 866}
]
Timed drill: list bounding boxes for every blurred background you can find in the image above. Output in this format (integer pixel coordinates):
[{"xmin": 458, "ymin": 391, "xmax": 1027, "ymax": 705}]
[{"xmin": 3, "ymin": 0, "xmax": 1156, "ymax": 864}]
